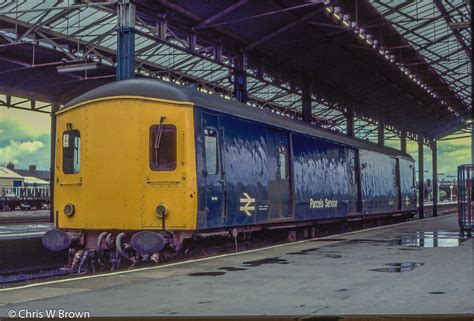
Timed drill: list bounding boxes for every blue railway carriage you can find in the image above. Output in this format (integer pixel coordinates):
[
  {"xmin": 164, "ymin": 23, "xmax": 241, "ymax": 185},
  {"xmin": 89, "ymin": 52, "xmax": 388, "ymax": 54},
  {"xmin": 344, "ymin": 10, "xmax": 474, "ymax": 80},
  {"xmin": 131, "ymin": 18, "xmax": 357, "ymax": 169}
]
[
  {"xmin": 43, "ymin": 79, "xmax": 416, "ymax": 260},
  {"xmin": 194, "ymin": 90, "xmax": 416, "ymax": 230}
]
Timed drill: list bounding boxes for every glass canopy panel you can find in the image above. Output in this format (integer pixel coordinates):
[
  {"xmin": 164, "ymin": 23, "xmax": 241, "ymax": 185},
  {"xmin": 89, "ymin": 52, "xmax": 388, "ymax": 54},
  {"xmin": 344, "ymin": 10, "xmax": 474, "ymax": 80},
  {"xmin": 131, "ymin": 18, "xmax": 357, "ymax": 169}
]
[{"xmin": 370, "ymin": 0, "xmax": 472, "ymax": 107}]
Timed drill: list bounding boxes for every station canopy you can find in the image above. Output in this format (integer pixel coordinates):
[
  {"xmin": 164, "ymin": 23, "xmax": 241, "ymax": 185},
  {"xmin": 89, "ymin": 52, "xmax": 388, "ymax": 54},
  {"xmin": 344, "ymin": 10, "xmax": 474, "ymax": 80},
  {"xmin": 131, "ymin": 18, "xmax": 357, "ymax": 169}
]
[{"xmin": 0, "ymin": 0, "xmax": 471, "ymax": 141}]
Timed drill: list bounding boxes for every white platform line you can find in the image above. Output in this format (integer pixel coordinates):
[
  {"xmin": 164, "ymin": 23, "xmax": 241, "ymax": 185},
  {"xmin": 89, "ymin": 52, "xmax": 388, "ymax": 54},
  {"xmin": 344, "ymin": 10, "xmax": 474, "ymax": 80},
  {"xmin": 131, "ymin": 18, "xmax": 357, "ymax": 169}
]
[
  {"xmin": 0, "ymin": 232, "xmax": 45, "ymax": 238},
  {"xmin": 0, "ymin": 213, "xmax": 455, "ymax": 292}
]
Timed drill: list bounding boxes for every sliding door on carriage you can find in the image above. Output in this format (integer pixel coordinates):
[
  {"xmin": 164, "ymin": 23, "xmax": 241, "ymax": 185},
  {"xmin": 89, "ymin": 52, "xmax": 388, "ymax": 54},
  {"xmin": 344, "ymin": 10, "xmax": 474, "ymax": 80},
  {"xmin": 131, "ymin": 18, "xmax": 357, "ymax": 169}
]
[{"xmin": 267, "ymin": 128, "xmax": 291, "ymax": 220}]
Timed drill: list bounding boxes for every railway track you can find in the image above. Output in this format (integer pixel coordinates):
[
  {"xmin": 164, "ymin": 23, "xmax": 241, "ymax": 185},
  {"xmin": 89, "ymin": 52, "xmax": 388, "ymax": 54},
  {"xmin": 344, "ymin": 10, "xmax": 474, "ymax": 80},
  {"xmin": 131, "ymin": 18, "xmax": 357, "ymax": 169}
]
[{"xmin": 0, "ymin": 267, "xmax": 71, "ymax": 286}]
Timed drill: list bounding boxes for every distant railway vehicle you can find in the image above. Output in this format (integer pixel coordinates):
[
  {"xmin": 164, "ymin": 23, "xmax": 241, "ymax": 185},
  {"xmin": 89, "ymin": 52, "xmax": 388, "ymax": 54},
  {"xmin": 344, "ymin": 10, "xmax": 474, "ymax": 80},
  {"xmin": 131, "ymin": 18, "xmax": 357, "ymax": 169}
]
[
  {"xmin": 0, "ymin": 167, "xmax": 50, "ymax": 211},
  {"xmin": 42, "ymin": 79, "xmax": 416, "ymax": 268}
]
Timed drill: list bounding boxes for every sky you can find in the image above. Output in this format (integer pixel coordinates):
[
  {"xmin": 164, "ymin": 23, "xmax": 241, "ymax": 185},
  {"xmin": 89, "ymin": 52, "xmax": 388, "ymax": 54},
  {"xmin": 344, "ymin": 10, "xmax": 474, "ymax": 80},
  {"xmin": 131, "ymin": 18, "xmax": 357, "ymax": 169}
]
[
  {"xmin": 385, "ymin": 138, "xmax": 471, "ymax": 181},
  {"xmin": 0, "ymin": 108, "xmax": 51, "ymax": 171},
  {"xmin": 0, "ymin": 107, "xmax": 471, "ymax": 179}
]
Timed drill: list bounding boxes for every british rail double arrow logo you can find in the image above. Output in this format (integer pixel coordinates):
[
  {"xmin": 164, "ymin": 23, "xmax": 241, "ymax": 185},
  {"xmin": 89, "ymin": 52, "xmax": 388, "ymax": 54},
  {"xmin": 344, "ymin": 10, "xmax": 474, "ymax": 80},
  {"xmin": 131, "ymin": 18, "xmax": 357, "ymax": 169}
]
[{"xmin": 240, "ymin": 193, "xmax": 255, "ymax": 216}]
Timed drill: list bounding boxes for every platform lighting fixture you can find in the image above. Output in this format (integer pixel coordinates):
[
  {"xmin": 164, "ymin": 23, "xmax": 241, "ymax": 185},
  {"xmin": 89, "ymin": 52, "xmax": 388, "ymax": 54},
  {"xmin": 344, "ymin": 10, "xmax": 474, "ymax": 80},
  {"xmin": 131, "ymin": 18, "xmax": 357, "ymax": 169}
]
[
  {"xmin": 448, "ymin": 21, "xmax": 470, "ymax": 30},
  {"xmin": 366, "ymin": 34, "xmax": 373, "ymax": 45},
  {"xmin": 323, "ymin": 4, "xmax": 460, "ymax": 119},
  {"xmin": 56, "ymin": 62, "xmax": 98, "ymax": 73}
]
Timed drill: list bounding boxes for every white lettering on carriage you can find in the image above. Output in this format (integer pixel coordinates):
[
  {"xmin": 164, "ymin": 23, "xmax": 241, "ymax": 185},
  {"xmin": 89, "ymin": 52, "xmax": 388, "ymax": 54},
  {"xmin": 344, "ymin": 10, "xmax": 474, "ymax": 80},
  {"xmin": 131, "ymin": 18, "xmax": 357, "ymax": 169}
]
[{"xmin": 310, "ymin": 198, "xmax": 338, "ymax": 209}]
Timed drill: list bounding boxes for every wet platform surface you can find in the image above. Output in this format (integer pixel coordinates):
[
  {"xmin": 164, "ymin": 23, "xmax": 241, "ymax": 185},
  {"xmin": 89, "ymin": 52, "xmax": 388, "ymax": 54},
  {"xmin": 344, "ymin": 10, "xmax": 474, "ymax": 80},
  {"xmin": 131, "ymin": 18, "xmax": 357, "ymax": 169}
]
[{"xmin": 0, "ymin": 214, "xmax": 472, "ymax": 316}]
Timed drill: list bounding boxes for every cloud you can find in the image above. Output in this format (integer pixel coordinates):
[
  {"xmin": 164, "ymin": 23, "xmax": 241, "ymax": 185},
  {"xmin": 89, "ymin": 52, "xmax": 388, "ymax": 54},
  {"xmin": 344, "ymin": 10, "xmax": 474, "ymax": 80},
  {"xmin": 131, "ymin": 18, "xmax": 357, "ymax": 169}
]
[
  {"xmin": 0, "ymin": 140, "xmax": 45, "ymax": 164},
  {"xmin": 0, "ymin": 117, "xmax": 50, "ymax": 170}
]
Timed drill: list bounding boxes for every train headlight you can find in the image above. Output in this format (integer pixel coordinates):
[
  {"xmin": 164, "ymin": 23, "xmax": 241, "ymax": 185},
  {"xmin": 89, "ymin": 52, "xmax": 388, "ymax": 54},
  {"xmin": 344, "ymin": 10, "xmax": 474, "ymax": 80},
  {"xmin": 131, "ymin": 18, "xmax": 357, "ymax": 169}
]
[
  {"xmin": 64, "ymin": 203, "xmax": 75, "ymax": 217},
  {"xmin": 155, "ymin": 203, "xmax": 169, "ymax": 218}
]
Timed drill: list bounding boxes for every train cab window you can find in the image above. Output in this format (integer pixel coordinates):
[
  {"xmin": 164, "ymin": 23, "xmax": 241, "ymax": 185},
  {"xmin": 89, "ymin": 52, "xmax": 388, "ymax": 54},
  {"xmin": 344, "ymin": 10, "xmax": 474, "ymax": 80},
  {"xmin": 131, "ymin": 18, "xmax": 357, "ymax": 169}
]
[
  {"xmin": 150, "ymin": 124, "xmax": 177, "ymax": 171},
  {"xmin": 278, "ymin": 145, "xmax": 288, "ymax": 180},
  {"xmin": 204, "ymin": 128, "xmax": 218, "ymax": 175},
  {"xmin": 63, "ymin": 130, "xmax": 81, "ymax": 174}
]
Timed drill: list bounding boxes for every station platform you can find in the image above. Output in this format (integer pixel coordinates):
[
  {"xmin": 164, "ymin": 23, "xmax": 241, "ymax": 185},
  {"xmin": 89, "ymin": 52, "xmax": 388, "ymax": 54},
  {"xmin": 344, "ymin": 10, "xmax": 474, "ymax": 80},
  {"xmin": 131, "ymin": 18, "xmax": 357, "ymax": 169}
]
[
  {"xmin": 0, "ymin": 210, "xmax": 50, "ymax": 225},
  {"xmin": 0, "ymin": 213, "xmax": 471, "ymax": 316},
  {"xmin": 0, "ymin": 223, "xmax": 52, "ymax": 239}
]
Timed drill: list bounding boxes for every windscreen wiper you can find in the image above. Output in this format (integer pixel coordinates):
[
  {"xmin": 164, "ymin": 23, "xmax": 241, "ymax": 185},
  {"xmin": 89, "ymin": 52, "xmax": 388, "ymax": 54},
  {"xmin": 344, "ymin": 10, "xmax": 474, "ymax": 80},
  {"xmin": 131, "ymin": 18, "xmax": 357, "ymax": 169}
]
[{"xmin": 154, "ymin": 116, "xmax": 166, "ymax": 162}]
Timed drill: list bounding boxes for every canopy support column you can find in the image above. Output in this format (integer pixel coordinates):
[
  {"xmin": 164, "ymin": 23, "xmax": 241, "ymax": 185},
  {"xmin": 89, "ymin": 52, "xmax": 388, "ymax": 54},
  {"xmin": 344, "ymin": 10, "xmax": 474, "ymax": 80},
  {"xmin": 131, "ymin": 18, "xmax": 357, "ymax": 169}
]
[
  {"xmin": 377, "ymin": 120, "xmax": 384, "ymax": 146},
  {"xmin": 400, "ymin": 131, "xmax": 407, "ymax": 153},
  {"xmin": 432, "ymin": 140, "xmax": 438, "ymax": 217},
  {"xmin": 418, "ymin": 136, "xmax": 425, "ymax": 219},
  {"xmin": 234, "ymin": 53, "xmax": 248, "ymax": 103},
  {"xmin": 50, "ymin": 103, "xmax": 59, "ymax": 224},
  {"xmin": 116, "ymin": 0, "xmax": 136, "ymax": 81},
  {"xmin": 302, "ymin": 82, "xmax": 312, "ymax": 123},
  {"xmin": 346, "ymin": 105, "xmax": 354, "ymax": 137}
]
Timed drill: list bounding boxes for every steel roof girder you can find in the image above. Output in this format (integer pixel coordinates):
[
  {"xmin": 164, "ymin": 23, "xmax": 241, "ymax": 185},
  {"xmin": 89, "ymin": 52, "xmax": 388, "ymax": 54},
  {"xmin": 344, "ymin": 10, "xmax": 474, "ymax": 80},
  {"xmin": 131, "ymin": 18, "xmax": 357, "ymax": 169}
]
[
  {"xmin": 244, "ymin": 7, "xmax": 324, "ymax": 51},
  {"xmin": 433, "ymin": 0, "xmax": 472, "ymax": 62},
  {"xmin": 194, "ymin": 0, "xmax": 248, "ymax": 30}
]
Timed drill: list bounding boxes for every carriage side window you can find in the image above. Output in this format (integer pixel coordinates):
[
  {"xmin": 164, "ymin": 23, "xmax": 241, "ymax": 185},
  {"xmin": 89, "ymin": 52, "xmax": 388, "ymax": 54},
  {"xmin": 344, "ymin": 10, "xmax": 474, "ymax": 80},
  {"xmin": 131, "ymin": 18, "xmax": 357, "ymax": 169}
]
[
  {"xmin": 63, "ymin": 130, "xmax": 81, "ymax": 174},
  {"xmin": 204, "ymin": 128, "xmax": 218, "ymax": 175},
  {"xmin": 150, "ymin": 124, "xmax": 177, "ymax": 171},
  {"xmin": 278, "ymin": 145, "xmax": 288, "ymax": 180}
]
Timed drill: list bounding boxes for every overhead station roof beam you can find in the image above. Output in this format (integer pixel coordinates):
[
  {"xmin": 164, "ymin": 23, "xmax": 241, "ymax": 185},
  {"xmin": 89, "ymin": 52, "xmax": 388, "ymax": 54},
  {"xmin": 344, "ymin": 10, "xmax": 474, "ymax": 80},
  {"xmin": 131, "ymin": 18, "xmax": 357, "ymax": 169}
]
[
  {"xmin": 375, "ymin": 0, "xmax": 415, "ymax": 19},
  {"xmin": 18, "ymin": 2, "xmax": 78, "ymax": 41},
  {"xmin": 433, "ymin": 0, "xmax": 472, "ymax": 59},
  {"xmin": 194, "ymin": 0, "xmax": 248, "ymax": 30},
  {"xmin": 0, "ymin": 0, "xmax": 468, "ymax": 140},
  {"xmin": 437, "ymin": 59, "xmax": 471, "ymax": 77},
  {"xmin": 415, "ymin": 33, "xmax": 453, "ymax": 52},
  {"xmin": 244, "ymin": 7, "xmax": 324, "ymax": 51},
  {"xmin": 368, "ymin": 0, "xmax": 471, "ymax": 123}
]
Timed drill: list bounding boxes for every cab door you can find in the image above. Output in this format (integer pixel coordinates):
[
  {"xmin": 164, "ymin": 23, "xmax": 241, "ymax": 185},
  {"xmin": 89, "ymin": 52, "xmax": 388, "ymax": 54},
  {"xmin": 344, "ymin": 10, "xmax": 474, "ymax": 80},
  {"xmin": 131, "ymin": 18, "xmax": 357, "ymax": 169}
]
[{"xmin": 201, "ymin": 112, "xmax": 226, "ymax": 228}]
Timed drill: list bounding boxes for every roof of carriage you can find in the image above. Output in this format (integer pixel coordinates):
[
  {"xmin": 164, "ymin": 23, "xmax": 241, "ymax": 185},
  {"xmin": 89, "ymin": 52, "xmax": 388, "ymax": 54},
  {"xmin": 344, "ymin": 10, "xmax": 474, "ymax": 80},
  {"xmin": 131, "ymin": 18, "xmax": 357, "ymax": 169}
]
[{"xmin": 65, "ymin": 77, "xmax": 414, "ymax": 160}]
